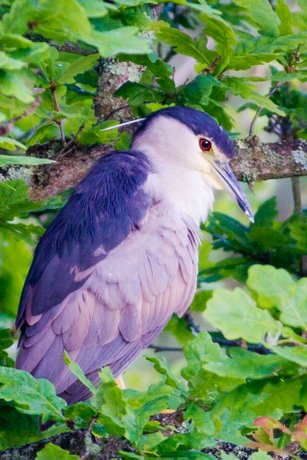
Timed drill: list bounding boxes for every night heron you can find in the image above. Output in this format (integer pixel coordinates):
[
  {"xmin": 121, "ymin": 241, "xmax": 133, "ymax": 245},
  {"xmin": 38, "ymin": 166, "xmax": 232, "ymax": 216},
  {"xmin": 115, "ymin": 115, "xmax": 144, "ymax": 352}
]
[{"xmin": 16, "ymin": 106, "xmax": 253, "ymax": 404}]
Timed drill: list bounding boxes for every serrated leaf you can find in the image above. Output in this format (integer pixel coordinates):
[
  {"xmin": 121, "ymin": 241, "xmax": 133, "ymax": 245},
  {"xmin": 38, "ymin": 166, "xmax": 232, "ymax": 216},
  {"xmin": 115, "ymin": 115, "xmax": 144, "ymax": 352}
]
[
  {"xmin": 152, "ymin": 21, "xmax": 214, "ymax": 64},
  {"xmin": 63, "ymin": 351, "xmax": 96, "ymax": 395},
  {"xmin": 232, "ymin": 0, "xmax": 279, "ymax": 37},
  {"xmin": 0, "ymin": 71, "xmax": 34, "ymax": 103},
  {"xmin": 77, "ymin": 0, "xmax": 108, "ymax": 17},
  {"xmin": 36, "ymin": 444, "xmax": 79, "ymax": 459},
  {"xmin": 272, "ymin": 345, "xmax": 307, "ymax": 367},
  {"xmin": 204, "ymin": 288, "xmax": 280, "ymax": 343},
  {"xmin": 0, "ymin": 329, "xmax": 14, "ymax": 367},
  {"xmin": 64, "ymin": 402, "xmax": 96, "ymax": 429},
  {"xmin": 92, "ymin": 368, "xmax": 126, "ymax": 420},
  {"xmin": 88, "ymin": 27, "xmax": 150, "ymax": 57},
  {"xmin": 114, "ymin": 81, "xmax": 163, "ymax": 106},
  {"xmin": 0, "ymin": 367, "xmax": 66, "ymax": 421},
  {"xmin": 0, "ymin": 232, "xmax": 32, "ymax": 316},
  {"xmin": 253, "ymin": 198, "xmax": 278, "ymax": 227},
  {"xmin": 275, "ymin": 0, "xmax": 293, "ymax": 35},
  {"xmin": 249, "ymin": 93, "xmax": 286, "ymax": 116},
  {"xmin": 205, "ymin": 348, "xmax": 288, "ymax": 380},
  {"xmin": 146, "ymin": 355, "xmax": 185, "ymax": 392},
  {"xmin": 288, "ymin": 213, "xmax": 307, "ymax": 252},
  {"xmin": 199, "ymin": 12, "xmax": 236, "ymax": 73},
  {"xmin": 57, "ymin": 54, "xmax": 99, "ymax": 84},
  {"xmin": 0, "ymin": 51, "xmax": 25, "ymax": 70},
  {"xmin": 179, "ymin": 75, "xmax": 221, "ymax": 106},
  {"xmin": 247, "ymin": 265, "xmax": 307, "ymax": 330},
  {"xmin": 3, "ymin": 0, "xmax": 92, "ymax": 42}
]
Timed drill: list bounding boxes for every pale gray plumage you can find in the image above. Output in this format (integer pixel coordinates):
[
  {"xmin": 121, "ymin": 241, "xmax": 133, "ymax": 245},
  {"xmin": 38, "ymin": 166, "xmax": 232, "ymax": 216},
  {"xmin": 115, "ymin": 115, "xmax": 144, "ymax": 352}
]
[{"xmin": 16, "ymin": 106, "xmax": 253, "ymax": 404}]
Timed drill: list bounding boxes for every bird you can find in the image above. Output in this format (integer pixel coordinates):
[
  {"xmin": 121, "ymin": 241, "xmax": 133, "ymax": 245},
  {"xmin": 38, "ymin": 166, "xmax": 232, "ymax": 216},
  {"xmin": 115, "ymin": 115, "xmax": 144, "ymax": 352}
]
[{"xmin": 15, "ymin": 106, "xmax": 253, "ymax": 405}]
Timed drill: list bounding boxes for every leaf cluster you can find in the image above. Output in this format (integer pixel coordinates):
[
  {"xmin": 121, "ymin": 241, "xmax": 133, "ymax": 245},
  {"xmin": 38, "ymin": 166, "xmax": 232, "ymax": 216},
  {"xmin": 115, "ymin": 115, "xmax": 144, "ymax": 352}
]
[
  {"xmin": 0, "ymin": 0, "xmax": 306, "ymax": 160},
  {"xmin": 201, "ymin": 197, "xmax": 306, "ymax": 282}
]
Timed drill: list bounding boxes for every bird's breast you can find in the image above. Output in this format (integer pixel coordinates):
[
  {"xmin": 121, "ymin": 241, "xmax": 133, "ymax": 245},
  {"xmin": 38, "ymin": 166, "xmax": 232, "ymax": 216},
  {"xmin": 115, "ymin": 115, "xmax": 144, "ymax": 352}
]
[{"xmin": 143, "ymin": 168, "xmax": 215, "ymax": 226}]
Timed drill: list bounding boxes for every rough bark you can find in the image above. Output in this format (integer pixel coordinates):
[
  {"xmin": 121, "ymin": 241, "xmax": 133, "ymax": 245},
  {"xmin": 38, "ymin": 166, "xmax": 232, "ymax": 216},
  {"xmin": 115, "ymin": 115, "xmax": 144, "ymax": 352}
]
[
  {"xmin": 1, "ymin": 410, "xmax": 304, "ymax": 459},
  {"xmin": 0, "ymin": 411, "xmax": 258, "ymax": 460},
  {"xmin": 232, "ymin": 137, "xmax": 307, "ymax": 182}
]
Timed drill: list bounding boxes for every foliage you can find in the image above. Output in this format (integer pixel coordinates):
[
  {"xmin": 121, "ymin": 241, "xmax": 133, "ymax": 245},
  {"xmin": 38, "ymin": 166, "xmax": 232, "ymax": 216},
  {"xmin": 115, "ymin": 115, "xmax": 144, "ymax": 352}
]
[
  {"xmin": 0, "ymin": 0, "xmax": 306, "ymax": 458},
  {"xmin": 200, "ymin": 197, "xmax": 307, "ymax": 282},
  {"xmin": 0, "ymin": 0, "xmax": 306, "ymax": 150}
]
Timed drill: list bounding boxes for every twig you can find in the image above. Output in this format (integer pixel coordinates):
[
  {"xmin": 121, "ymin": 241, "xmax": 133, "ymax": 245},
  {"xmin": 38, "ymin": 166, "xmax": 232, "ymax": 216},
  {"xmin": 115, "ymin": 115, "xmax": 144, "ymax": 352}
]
[
  {"xmin": 249, "ymin": 82, "xmax": 282, "ymax": 136},
  {"xmin": 102, "ymin": 105, "xmax": 131, "ymax": 121},
  {"xmin": 149, "ymin": 337, "xmax": 271, "ymax": 355},
  {"xmin": 0, "ymin": 98, "xmax": 42, "ymax": 135},
  {"xmin": 148, "ymin": 344, "xmax": 182, "ymax": 352},
  {"xmin": 50, "ymin": 41, "xmax": 97, "ymax": 56},
  {"xmin": 50, "ymin": 84, "xmax": 66, "ymax": 145},
  {"xmin": 184, "ymin": 311, "xmax": 202, "ymax": 335},
  {"xmin": 79, "ymin": 417, "xmax": 98, "ymax": 460},
  {"xmin": 291, "ymin": 177, "xmax": 302, "ymax": 213}
]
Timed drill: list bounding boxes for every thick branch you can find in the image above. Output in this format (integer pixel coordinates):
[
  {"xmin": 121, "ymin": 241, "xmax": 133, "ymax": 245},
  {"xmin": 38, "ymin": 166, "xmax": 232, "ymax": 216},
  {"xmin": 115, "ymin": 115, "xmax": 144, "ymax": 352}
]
[
  {"xmin": 231, "ymin": 137, "xmax": 307, "ymax": 182},
  {"xmin": 0, "ymin": 413, "xmax": 259, "ymax": 460}
]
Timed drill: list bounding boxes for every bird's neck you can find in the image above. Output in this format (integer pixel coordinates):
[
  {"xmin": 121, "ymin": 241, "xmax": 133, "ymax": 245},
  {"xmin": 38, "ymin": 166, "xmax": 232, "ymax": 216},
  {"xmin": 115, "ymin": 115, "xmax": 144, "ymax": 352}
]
[{"xmin": 142, "ymin": 159, "xmax": 215, "ymax": 227}]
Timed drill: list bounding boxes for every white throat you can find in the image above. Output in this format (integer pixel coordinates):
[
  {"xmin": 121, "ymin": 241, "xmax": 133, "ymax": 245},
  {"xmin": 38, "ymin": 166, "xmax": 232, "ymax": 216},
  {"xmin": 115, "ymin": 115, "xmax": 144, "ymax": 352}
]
[{"xmin": 132, "ymin": 116, "xmax": 215, "ymax": 225}]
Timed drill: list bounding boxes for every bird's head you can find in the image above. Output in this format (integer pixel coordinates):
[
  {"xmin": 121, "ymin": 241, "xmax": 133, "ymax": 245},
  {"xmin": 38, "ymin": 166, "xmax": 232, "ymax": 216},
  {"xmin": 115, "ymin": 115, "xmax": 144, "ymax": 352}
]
[{"xmin": 131, "ymin": 107, "xmax": 254, "ymax": 222}]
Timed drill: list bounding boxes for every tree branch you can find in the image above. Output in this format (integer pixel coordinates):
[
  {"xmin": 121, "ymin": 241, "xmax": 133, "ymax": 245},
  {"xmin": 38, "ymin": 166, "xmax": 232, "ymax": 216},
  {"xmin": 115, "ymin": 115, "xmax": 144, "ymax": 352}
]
[{"xmin": 231, "ymin": 137, "xmax": 307, "ymax": 182}]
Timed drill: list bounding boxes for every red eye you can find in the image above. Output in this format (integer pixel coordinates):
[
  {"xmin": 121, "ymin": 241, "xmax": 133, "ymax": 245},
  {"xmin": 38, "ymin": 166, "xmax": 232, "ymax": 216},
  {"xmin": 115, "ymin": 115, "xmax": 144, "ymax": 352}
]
[{"xmin": 199, "ymin": 138, "xmax": 212, "ymax": 152}]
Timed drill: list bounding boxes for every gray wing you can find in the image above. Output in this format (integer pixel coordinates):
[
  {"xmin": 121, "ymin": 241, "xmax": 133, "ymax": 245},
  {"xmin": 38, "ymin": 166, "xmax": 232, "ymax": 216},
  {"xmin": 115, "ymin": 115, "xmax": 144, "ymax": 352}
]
[{"xmin": 17, "ymin": 209, "xmax": 199, "ymax": 404}]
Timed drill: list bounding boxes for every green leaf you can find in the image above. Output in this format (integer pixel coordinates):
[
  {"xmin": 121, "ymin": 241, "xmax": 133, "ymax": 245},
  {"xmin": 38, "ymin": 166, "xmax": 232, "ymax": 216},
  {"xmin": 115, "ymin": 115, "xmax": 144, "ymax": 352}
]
[
  {"xmin": 77, "ymin": 0, "xmax": 108, "ymax": 17},
  {"xmin": 92, "ymin": 368, "xmax": 126, "ymax": 436},
  {"xmin": 0, "ymin": 71, "xmax": 34, "ymax": 103},
  {"xmin": 146, "ymin": 355, "xmax": 185, "ymax": 393},
  {"xmin": 275, "ymin": 0, "xmax": 293, "ymax": 34},
  {"xmin": 272, "ymin": 345, "xmax": 307, "ymax": 367},
  {"xmin": 288, "ymin": 213, "xmax": 307, "ymax": 252},
  {"xmin": 64, "ymin": 402, "xmax": 96, "ymax": 429},
  {"xmin": 204, "ymin": 288, "xmax": 280, "ymax": 343},
  {"xmin": 0, "ymin": 329, "xmax": 13, "ymax": 367},
  {"xmin": 247, "ymin": 265, "xmax": 307, "ymax": 330},
  {"xmin": 205, "ymin": 212, "xmax": 251, "ymax": 253},
  {"xmin": 248, "ymin": 93, "xmax": 286, "ymax": 116},
  {"xmin": 57, "ymin": 54, "xmax": 99, "ymax": 84},
  {"xmin": 199, "ymin": 12, "xmax": 236, "ymax": 73},
  {"xmin": 0, "ymin": 154, "xmax": 56, "ymax": 165},
  {"xmin": 36, "ymin": 444, "xmax": 79, "ymax": 459},
  {"xmin": 179, "ymin": 75, "xmax": 222, "ymax": 107},
  {"xmin": 3, "ymin": 0, "xmax": 92, "ymax": 42},
  {"xmin": 152, "ymin": 21, "xmax": 214, "ymax": 65},
  {"xmin": 0, "ymin": 51, "xmax": 25, "ymax": 70},
  {"xmin": 253, "ymin": 197, "xmax": 278, "ymax": 227},
  {"xmin": 250, "ymin": 452, "xmax": 272, "ymax": 460},
  {"xmin": 88, "ymin": 27, "xmax": 150, "ymax": 57},
  {"xmin": 0, "ymin": 231, "xmax": 32, "ymax": 316},
  {"xmin": 0, "ymin": 405, "xmax": 63, "ymax": 450},
  {"xmin": 0, "ymin": 367, "xmax": 66, "ymax": 421},
  {"xmin": 0, "ymin": 137, "xmax": 26, "ymax": 151},
  {"xmin": 205, "ymin": 348, "xmax": 289, "ymax": 380},
  {"xmin": 232, "ymin": 0, "xmax": 279, "ymax": 37},
  {"xmin": 114, "ymin": 81, "xmax": 163, "ymax": 106},
  {"xmin": 63, "ymin": 351, "xmax": 96, "ymax": 395}
]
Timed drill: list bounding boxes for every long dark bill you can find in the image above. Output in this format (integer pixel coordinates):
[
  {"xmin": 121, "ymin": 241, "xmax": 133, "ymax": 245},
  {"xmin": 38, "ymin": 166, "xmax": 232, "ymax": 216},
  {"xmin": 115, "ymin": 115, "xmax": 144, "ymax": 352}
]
[{"xmin": 213, "ymin": 161, "xmax": 254, "ymax": 223}]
